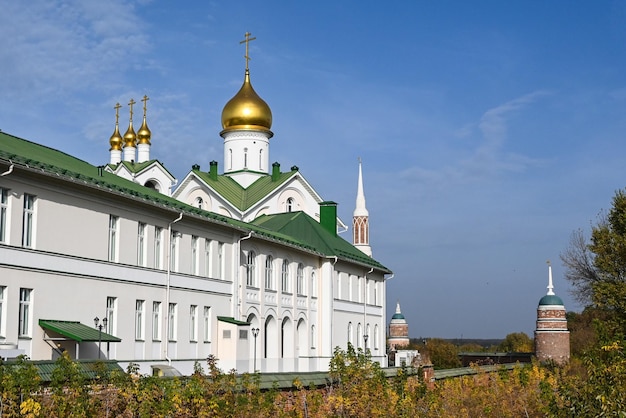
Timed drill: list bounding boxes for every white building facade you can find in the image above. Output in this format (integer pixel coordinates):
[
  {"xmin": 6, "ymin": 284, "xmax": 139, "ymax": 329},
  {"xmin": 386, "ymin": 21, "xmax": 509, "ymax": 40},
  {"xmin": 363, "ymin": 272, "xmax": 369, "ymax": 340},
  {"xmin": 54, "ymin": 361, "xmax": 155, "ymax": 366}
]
[{"xmin": 0, "ymin": 36, "xmax": 391, "ymax": 375}]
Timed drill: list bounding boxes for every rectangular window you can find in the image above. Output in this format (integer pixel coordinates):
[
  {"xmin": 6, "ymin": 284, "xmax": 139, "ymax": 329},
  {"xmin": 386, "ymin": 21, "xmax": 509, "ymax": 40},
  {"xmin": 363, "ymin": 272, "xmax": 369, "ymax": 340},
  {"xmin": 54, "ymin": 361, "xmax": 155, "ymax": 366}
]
[
  {"xmin": 137, "ymin": 223, "xmax": 146, "ymax": 267},
  {"xmin": 239, "ymin": 329, "xmax": 248, "ymax": 339},
  {"xmin": 106, "ymin": 297, "xmax": 116, "ymax": 334},
  {"xmin": 281, "ymin": 260, "xmax": 290, "ymax": 293},
  {"xmin": 154, "ymin": 227, "xmax": 163, "ymax": 269},
  {"xmin": 0, "ymin": 286, "xmax": 5, "ymax": 337},
  {"xmin": 246, "ymin": 251, "xmax": 256, "ymax": 287},
  {"xmin": 135, "ymin": 300, "xmax": 145, "ymax": 340},
  {"xmin": 0, "ymin": 188, "xmax": 8, "ymax": 243},
  {"xmin": 19, "ymin": 288, "xmax": 31, "ymax": 337},
  {"xmin": 297, "ymin": 264, "xmax": 304, "ymax": 295},
  {"xmin": 189, "ymin": 305, "xmax": 197, "ymax": 342},
  {"xmin": 204, "ymin": 239, "xmax": 212, "ymax": 277},
  {"xmin": 203, "ymin": 306, "xmax": 211, "ymax": 342},
  {"xmin": 217, "ymin": 242, "xmax": 224, "ymax": 279},
  {"xmin": 152, "ymin": 301, "xmax": 161, "ymax": 341},
  {"xmin": 170, "ymin": 231, "xmax": 179, "ymax": 272},
  {"xmin": 265, "ymin": 256, "xmax": 274, "ymax": 290},
  {"xmin": 168, "ymin": 303, "xmax": 177, "ymax": 341},
  {"xmin": 108, "ymin": 215, "xmax": 118, "ymax": 261},
  {"xmin": 191, "ymin": 236, "xmax": 199, "ymax": 275},
  {"xmin": 22, "ymin": 194, "xmax": 35, "ymax": 248}
]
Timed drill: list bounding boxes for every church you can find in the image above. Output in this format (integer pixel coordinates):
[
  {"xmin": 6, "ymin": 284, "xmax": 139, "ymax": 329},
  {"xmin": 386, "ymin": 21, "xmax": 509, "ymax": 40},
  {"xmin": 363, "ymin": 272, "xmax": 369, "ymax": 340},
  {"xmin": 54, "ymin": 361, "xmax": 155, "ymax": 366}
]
[{"xmin": 0, "ymin": 34, "xmax": 392, "ymax": 375}]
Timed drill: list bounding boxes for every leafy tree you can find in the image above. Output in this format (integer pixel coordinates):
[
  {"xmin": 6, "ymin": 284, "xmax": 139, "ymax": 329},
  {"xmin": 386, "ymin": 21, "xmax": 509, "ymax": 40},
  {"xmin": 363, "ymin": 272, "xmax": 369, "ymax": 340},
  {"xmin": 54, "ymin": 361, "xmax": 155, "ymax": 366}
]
[
  {"xmin": 562, "ymin": 190, "xmax": 626, "ymax": 336},
  {"xmin": 422, "ymin": 338, "xmax": 461, "ymax": 369},
  {"xmin": 561, "ymin": 228, "xmax": 600, "ymax": 305},
  {"xmin": 497, "ymin": 332, "xmax": 533, "ymax": 352}
]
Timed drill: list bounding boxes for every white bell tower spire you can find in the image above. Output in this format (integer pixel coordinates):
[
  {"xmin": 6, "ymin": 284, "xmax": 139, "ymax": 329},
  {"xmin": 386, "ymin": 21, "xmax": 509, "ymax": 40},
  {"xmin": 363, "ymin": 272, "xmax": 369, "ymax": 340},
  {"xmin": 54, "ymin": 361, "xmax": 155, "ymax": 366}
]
[{"xmin": 353, "ymin": 158, "xmax": 372, "ymax": 256}]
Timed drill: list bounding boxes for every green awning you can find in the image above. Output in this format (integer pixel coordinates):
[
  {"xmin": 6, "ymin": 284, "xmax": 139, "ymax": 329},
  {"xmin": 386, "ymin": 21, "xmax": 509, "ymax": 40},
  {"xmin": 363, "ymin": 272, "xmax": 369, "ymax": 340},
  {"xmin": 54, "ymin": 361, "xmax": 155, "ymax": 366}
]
[
  {"xmin": 39, "ymin": 320, "xmax": 121, "ymax": 342},
  {"xmin": 217, "ymin": 316, "xmax": 250, "ymax": 326}
]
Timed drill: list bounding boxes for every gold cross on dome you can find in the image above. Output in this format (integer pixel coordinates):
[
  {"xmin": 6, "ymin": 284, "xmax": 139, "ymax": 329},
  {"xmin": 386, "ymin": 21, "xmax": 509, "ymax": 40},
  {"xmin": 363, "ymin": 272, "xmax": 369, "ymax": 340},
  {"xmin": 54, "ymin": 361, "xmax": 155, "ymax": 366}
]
[
  {"xmin": 128, "ymin": 98, "xmax": 136, "ymax": 122},
  {"xmin": 141, "ymin": 95, "xmax": 149, "ymax": 117},
  {"xmin": 114, "ymin": 102, "xmax": 121, "ymax": 125},
  {"xmin": 239, "ymin": 32, "xmax": 257, "ymax": 70}
]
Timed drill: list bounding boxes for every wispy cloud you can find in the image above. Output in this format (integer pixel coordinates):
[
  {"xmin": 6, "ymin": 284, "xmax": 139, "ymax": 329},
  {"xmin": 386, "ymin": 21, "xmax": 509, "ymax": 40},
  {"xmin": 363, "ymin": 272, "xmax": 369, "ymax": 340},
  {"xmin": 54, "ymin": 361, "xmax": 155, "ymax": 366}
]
[{"xmin": 0, "ymin": 0, "xmax": 150, "ymax": 101}]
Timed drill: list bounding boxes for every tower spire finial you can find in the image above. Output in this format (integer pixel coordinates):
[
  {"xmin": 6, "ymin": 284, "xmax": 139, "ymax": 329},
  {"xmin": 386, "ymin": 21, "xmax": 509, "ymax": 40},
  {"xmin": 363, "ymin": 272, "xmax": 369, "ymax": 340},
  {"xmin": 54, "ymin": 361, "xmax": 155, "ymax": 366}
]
[
  {"xmin": 128, "ymin": 98, "xmax": 136, "ymax": 123},
  {"xmin": 114, "ymin": 102, "xmax": 121, "ymax": 126},
  {"xmin": 353, "ymin": 158, "xmax": 372, "ymax": 256},
  {"xmin": 239, "ymin": 32, "xmax": 257, "ymax": 71},
  {"xmin": 546, "ymin": 260, "xmax": 555, "ymax": 295},
  {"xmin": 141, "ymin": 95, "xmax": 149, "ymax": 117}
]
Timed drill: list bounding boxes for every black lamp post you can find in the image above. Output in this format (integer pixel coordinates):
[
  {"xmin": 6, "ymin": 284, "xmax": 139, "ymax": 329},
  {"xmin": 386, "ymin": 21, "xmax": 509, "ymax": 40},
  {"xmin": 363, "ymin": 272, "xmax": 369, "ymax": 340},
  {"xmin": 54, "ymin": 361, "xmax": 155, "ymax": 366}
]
[
  {"xmin": 364, "ymin": 334, "xmax": 369, "ymax": 352},
  {"xmin": 94, "ymin": 316, "xmax": 108, "ymax": 359},
  {"xmin": 251, "ymin": 327, "xmax": 260, "ymax": 372}
]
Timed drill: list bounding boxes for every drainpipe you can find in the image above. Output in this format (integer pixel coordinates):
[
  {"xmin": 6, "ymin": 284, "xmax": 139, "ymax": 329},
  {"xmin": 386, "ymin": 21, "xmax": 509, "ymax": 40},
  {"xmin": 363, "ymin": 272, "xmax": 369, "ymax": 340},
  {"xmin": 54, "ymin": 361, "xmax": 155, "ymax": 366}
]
[
  {"xmin": 236, "ymin": 232, "xmax": 253, "ymax": 319},
  {"xmin": 364, "ymin": 268, "xmax": 373, "ymax": 350},
  {"xmin": 1, "ymin": 162, "xmax": 14, "ymax": 176},
  {"xmin": 165, "ymin": 212, "xmax": 183, "ymax": 364}
]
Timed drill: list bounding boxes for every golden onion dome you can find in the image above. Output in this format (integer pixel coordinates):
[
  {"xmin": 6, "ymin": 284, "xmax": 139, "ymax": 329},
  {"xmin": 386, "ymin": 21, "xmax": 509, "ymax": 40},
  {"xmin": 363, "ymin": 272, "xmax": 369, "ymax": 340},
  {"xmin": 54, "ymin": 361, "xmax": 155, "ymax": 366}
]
[
  {"xmin": 123, "ymin": 121, "xmax": 137, "ymax": 148},
  {"xmin": 221, "ymin": 69, "xmax": 272, "ymax": 134},
  {"xmin": 109, "ymin": 124, "xmax": 123, "ymax": 151},
  {"xmin": 137, "ymin": 116, "xmax": 152, "ymax": 145}
]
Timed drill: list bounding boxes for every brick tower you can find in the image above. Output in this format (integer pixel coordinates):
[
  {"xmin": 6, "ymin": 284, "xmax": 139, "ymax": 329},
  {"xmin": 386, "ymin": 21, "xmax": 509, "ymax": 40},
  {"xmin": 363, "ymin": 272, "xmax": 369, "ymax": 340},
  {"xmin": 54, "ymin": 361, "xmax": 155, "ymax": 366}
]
[
  {"xmin": 534, "ymin": 262, "xmax": 570, "ymax": 365},
  {"xmin": 388, "ymin": 302, "xmax": 410, "ymax": 350}
]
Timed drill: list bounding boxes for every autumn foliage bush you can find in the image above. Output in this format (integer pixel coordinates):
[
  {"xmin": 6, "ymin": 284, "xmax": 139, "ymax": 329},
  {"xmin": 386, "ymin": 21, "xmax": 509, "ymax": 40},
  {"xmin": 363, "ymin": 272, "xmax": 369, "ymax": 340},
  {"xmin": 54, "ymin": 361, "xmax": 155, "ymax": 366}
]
[{"xmin": 3, "ymin": 343, "xmax": 626, "ymax": 417}]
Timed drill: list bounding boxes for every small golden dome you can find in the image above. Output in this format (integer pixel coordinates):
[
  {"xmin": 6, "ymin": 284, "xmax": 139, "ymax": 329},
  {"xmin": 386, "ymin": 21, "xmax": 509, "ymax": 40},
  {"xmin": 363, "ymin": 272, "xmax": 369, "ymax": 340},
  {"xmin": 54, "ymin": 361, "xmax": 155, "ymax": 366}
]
[
  {"xmin": 123, "ymin": 121, "xmax": 136, "ymax": 148},
  {"xmin": 137, "ymin": 116, "xmax": 151, "ymax": 145},
  {"xmin": 109, "ymin": 124, "xmax": 123, "ymax": 151},
  {"xmin": 221, "ymin": 69, "xmax": 272, "ymax": 134}
]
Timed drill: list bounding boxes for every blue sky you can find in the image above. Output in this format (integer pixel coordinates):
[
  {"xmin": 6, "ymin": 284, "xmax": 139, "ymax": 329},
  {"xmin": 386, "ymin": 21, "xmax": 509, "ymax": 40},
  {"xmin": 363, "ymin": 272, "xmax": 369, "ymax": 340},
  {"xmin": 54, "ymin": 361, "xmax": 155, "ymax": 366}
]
[{"xmin": 2, "ymin": 1, "xmax": 626, "ymax": 339}]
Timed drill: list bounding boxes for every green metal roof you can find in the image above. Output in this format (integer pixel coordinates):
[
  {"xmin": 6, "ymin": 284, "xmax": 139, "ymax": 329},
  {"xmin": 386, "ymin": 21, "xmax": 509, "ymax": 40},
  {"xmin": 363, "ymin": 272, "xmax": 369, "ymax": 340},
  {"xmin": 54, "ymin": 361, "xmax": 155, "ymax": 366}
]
[
  {"xmin": 538, "ymin": 294, "xmax": 564, "ymax": 306},
  {"xmin": 108, "ymin": 159, "xmax": 174, "ymax": 178},
  {"xmin": 217, "ymin": 316, "xmax": 250, "ymax": 326},
  {"xmin": 0, "ymin": 131, "xmax": 238, "ymax": 226},
  {"xmin": 2, "ymin": 359, "xmax": 123, "ymax": 382},
  {"xmin": 250, "ymin": 211, "xmax": 391, "ymax": 273},
  {"xmin": 192, "ymin": 168, "xmax": 298, "ymax": 211},
  {"xmin": 0, "ymin": 131, "xmax": 391, "ymax": 273},
  {"xmin": 39, "ymin": 319, "xmax": 121, "ymax": 342}
]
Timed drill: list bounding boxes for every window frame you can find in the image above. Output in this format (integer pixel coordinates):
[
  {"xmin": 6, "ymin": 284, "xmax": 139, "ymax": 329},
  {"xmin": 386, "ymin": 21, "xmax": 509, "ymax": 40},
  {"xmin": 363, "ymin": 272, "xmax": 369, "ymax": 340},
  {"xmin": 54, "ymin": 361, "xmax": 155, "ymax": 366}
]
[
  {"xmin": 281, "ymin": 260, "xmax": 290, "ymax": 293},
  {"xmin": 135, "ymin": 300, "xmax": 145, "ymax": 340},
  {"xmin": 246, "ymin": 250, "xmax": 256, "ymax": 287},
  {"xmin": 264, "ymin": 255, "xmax": 274, "ymax": 290},
  {"xmin": 19, "ymin": 288, "xmax": 32, "ymax": 337},
  {"xmin": 22, "ymin": 194, "xmax": 36, "ymax": 248},
  {"xmin": 0, "ymin": 188, "xmax": 8, "ymax": 243},
  {"xmin": 152, "ymin": 301, "xmax": 162, "ymax": 341}
]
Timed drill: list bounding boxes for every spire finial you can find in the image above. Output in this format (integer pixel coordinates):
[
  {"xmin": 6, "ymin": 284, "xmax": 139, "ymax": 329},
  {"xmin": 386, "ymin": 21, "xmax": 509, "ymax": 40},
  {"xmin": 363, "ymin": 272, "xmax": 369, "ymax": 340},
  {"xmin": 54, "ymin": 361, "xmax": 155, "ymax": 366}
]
[
  {"xmin": 239, "ymin": 32, "xmax": 257, "ymax": 71},
  {"xmin": 141, "ymin": 95, "xmax": 149, "ymax": 118},
  {"xmin": 546, "ymin": 260, "xmax": 555, "ymax": 295},
  {"xmin": 114, "ymin": 102, "xmax": 121, "ymax": 126},
  {"xmin": 128, "ymin": 98, "xmax": 136, "ymax": 123}
]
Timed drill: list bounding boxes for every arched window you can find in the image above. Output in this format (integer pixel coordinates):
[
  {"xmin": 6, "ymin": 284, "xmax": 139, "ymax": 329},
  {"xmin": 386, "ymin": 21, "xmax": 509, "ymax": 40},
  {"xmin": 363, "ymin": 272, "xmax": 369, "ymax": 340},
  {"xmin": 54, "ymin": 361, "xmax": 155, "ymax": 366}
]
[
  {"xmin": 348, "ymin": 322, "xmax": 353, "ymax": 346},
  {"xmin": 265, "ymin": 255, "xmax": 274, "ymax": 290},
  {"xmin": 144, "ymin": 180, "xmax": 160, "ymax": 191},
  {"xmin": 310, "ymin": 271, "xmax": 317, "ymax": 297},
  {"xmin": 244, "ymin": 147, "xmax": 248, "ymax": 168},
  {"xmin": 246, "ymin": 251, "xmax": 256, "ymax": 287},
  {"xmin": 357, "ymin": 323, "xmax": 362, "ymax": 349},
  {"xmin": 296, "ymin": 263, "xmax": 304, "ymax": 295},
  {"xmin": 228, "ymin": 149, "xmax": 233, "ymax": 170},
  {"xmin": 281, "ymin": 260, "xmax": 290, "ymax": 293},
  {"xmin": 259, "ymin": 149, "xmax": 263, "ymax": 170},
  {"xmin": 374, "ymin": 324, "xmax": 379, "ymax": 350},
  {"xmin": 286, "ymin": 197, "xmax": 294, "ymax": 212},
  {"xmin": 311, "ymin": 325, "xmax": 316, "ymax": 349}
]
